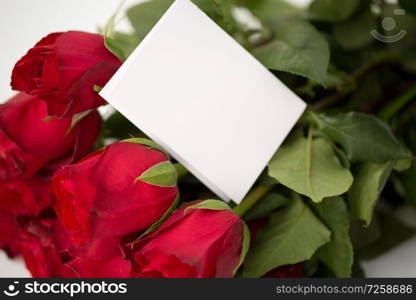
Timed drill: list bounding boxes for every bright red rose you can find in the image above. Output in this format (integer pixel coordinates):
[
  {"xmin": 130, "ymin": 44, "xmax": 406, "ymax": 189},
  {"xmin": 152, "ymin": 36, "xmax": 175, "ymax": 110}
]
[
  {"xmin": 0, "ymin": 93, "xmax": 101, "ymax": 181},
  {"xmin": 52, "ymin": 140, "xmax": 179, "ymax": 248},
  {"xmin": 130, "ymin": 200, "xmax": 248, "ymax": 278},
  {"xmin": 11, "ymin": 31, "xmax": 121, "ymax": 117}
]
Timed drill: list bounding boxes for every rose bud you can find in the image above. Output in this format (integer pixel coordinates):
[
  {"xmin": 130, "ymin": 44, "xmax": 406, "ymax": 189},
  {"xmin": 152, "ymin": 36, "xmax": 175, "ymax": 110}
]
[
  {"xmin": 0, "ymin": 93, "xmax": 101, "ymax": 181},
  {"xmin": 52, "ymin": 139, "xmax": 179, "ymax": 248},
  {"xmin": 11, "ymin": 31, "xmax": 121, "ymax": 117},
  {"xmin": 130, "ymin": 200, "xmax": 250, "ymax": 278}
]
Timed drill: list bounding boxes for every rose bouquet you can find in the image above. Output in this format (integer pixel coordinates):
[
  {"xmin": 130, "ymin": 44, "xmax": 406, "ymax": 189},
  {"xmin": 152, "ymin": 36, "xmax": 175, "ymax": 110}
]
[{"xmin": 1, "ymin": 0, "xmax": 416, "ymax": 278}]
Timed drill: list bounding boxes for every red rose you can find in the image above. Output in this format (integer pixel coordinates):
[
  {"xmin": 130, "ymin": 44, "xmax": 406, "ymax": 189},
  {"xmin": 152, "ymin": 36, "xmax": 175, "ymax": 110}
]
[
  {"xmin": 11, "ymin": 31, "xmax": 121, "ymax": 117},
  {"xmin": 17, "ymin": 217, "xmax": 76, "ymax": 277},
  {"xmin": 52, "ymin": 140, "xmax": 179, "ymax": 248},
  {"xmin": 0, "ymin": 212, "xmax": 20, "ymax": 257},
  {"xmin": 0, "ymin": 174, "xmax": 51, "ymax": 217},
  {"xmin": 17, "ymin": 216, "xmax": 131, "ymax": 278},
  {"xmin": 130, "ymin": 200, "xmax": 249, "ymax": 278},
  {"xmin": 66, "ymin": 255, "xmax": 131, "ymax": 278},
  {"xmin": 0, "ymin": 93, "xmax": 101, "ymax": 181}
]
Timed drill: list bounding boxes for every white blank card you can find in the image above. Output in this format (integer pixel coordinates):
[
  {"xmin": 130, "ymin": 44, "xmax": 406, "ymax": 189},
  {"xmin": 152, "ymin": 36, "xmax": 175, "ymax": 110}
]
[{"xmin": 100, "ymin": 0, "xmax": 306, "ymax": 203}]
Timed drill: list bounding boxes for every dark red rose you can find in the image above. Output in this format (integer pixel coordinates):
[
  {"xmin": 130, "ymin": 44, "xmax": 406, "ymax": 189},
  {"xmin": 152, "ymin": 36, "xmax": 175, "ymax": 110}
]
[
  {"xmin": 263, "ymin": 264, "xmax": 304, "ymax": 278},
  {"xmin": 52, "ymin": 140, "xmax": 179, "ymax": 248},
  {"xmin": 130, "ymin": 200, "xmax": 248, "ymax": 278},
  {"xmin": 17, "ymin": 217, "xmax": 75, "ymax": 277},
  {"xmin": 248, "ymin": 220, "xmax": 304, "ymax": 278},
  {"xmin": 17, "ymin": 216, "xmax": 131, "ymax": 278},
  {"xmin": 0, "ymin": 165, "xmax": 53, "ymax": 259},
  {"xmin": 0, "ymin": 174, "xmax": 51, "ymax": 216},
  {"xmin": 11, "ymin": 31, "xmax": 121, "ymax": 117},
  {"xmin": 247, "ymin": 218, "xmax": 269, "ymax": 244},
  {"xmin": 0, "ymin": 212, "xmax": 20, "ymax": 257},
  {"xmin": 0, "ymin": 93, "xmax": 101, "ymax": 181}
]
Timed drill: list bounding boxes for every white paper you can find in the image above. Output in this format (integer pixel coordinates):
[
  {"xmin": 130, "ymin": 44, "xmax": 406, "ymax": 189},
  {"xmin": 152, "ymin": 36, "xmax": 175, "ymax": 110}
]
[{"xmin": 100, "ymin": 0, "xmax": 306, "ymax": 203}]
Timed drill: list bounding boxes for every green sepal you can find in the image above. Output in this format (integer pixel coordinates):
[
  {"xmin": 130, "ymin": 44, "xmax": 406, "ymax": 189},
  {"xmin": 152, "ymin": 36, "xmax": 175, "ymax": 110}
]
[
  {"xmin": 122, "ymin": 138, "xmax": 168, "ymax": 156},
  {"xmin": 136, "ymin": 161, "xmax": 177, "ymax": 187},
  {"xmin": 93, "ymin": 85, "xmax": 103, "ymax": 92},
  {"xmin": 233, "ymin": 222, "xmax": 251, "ymax": 276},
  {"xmin": 186, "ymin": 199, "xmax": 231, "ymax": 212},
  {"xmin": 65, "ymin": 109, "xmax": 94, "ymax": 136},
  {"xmin": 42, "ymin": 116, "xmax": 53, "ymax": 122},
  {"xmin": 136, "ymin": 193, "xmax": 180, "ymax": 240}
]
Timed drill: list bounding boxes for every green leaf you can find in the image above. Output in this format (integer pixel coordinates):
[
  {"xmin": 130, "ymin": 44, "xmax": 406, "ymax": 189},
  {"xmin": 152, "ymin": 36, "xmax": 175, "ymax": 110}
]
[
  {"xmin": 333, "ymin": 10, "xmax": 376, "ymax": 50},
  {"xmin": 268, "ymin": 134, "xmax": 353, "ymax": 203},
  {"xmin": 394, "ymin": 158, "xmax": 412, "ymax": 173},
  {"xmin": 311, "ymin": 112, "xmax": 412, "ymax": 162},
  {"xmin": 351, "ymin": 257, "xmax": 366, "ymax": 278},
  {"xmin": 242, "ymin": 196, "xmax": 331, "ymax": 277},
  {"xmin": 125, "ymin": 0, "xmax": 220, "ymax": 47},
  {"xmin": 136, "ymin": 161, "xmax": 178, "ymax": 187},
  {"xmin": 104, "ymin": 112, "xmax": 144, "ymax": 140},
  {"xmin": 103, "ymin": 2, "xmax": 135, "ymax": 61},
  {"xmin": 359, "ymin": 212, "xmax": 416, "ymax": 260},
  {"xmin": 309, "ymin": 0, "xmax": 361, "ymax": 23},
  {"xmin": 238, "ymin": 0, "xmax": 304, "ymax": 21},
  {"xmin": 253, "ymin": 19, "xmax": 330, "ymax": 86},
  {"xmin": 123, "ymin": 138, "xmax": 168, "ymax": 156},
  {"xmin": 105, "ymin": 32, "xmax": 140, "ymax": 61},
  {"xmin": 402, "ymin": 161, "xmax": 416, "ymax": 204},
  {"xmin": 314, "ymin": 197, "xmax": 353, "ymax": 278},
  {"xmin": 127, "ymin": 0, "xmax": 174, "ymax": 43},
  {"xmin": 187, "ymin": 199, "xmax": 231, "ymax": 211},
  {"xmin": 350, "ymin": 217, "xmax": 382, "ymax": 250},
  {"xmin": 348, "ymin": 162, "xmax": 394, "ymax": 226},
  {"xmin": 192, "ymin": 0, "xmax": 218, "ymax": 15},
  {"xmin": 382, "ymin": 4, "xmax": 416, "ymax": 74},
  {"xmin": 378, "ymin": 85, "xmax": 416, "ymax": 123},
  {"xmin": 244, "ymin": 192, "xmax": 289, "ymax": 222},
  {"xmin": 399, "ymin": 0, "xmax": 416, "ymax": 15}
]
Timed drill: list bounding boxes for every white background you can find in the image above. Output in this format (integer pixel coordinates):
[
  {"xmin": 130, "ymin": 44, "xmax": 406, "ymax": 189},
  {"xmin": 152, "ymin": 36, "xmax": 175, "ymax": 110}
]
[{"xmin": 0, "ymin": 0, "xmax": 415, "ymax": 277}]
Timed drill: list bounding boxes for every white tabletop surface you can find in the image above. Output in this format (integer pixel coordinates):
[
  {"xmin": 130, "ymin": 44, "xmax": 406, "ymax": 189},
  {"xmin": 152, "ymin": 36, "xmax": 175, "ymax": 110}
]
[{"xmin": 0, "ymin": 0, "xmax": 415, "ymax": 278}]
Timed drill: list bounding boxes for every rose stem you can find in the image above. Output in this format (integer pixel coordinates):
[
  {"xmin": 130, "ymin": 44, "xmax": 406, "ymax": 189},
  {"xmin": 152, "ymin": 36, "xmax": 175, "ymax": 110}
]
[
  {"xmin": 174, "ymin": 163, "xmax": 189, "ymax": 179},
  {"xmin": 233, "ymin": 184, "xmax": 274, "ymax": 217}
]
